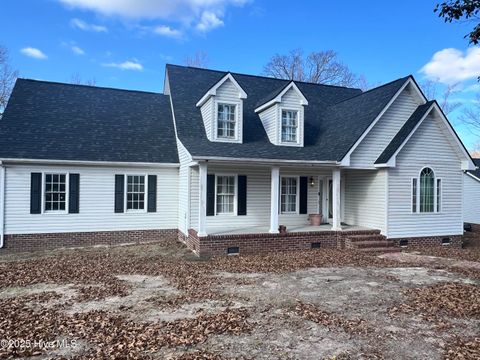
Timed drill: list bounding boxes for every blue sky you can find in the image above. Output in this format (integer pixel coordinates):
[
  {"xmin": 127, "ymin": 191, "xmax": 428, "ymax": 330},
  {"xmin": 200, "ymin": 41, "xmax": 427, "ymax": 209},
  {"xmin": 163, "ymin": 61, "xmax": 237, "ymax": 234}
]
[{"xmin": 1, "ymin": 0, "xmax": 479, "ymax": 150}]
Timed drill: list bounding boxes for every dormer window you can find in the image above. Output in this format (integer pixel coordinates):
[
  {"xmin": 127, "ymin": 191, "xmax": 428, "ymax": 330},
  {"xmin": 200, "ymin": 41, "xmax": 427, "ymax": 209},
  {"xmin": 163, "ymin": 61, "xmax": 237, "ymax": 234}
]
[
  {"xmin": 255, "ymin": 81, "xmax": 308, "ymax": 147},
  {"xmin": 217, "ymin": 103, "xmax": 237, "ymax": 139},
  {"xmin": 196, "ymin": 73, "xmax": 247, "ymax": 144},
  {"xmin": 281, "ymin": 109, "xmax": 298, "ymax": 143}
]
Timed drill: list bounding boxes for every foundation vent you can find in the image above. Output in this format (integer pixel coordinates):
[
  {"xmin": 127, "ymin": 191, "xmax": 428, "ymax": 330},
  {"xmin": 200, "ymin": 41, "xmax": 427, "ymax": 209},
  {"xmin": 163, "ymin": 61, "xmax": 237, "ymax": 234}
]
[{"xmin": 227, "ymin": 246, "xmax": 239, "ymax": 255}]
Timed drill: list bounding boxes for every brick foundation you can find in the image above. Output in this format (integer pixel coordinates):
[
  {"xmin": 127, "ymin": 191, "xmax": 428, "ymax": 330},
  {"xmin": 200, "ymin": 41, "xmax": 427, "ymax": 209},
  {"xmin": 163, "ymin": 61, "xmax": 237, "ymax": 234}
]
[
  {"xmin": 184, "ymin": 228, "xmax": 381, "ymax": 257},
  {"xmin": 2, "ymin": 229, "xmax": 178, "ymax": 254},
  {"xmin": 390, "ymin": 235, "xmax": 463, "ymax": 248}
]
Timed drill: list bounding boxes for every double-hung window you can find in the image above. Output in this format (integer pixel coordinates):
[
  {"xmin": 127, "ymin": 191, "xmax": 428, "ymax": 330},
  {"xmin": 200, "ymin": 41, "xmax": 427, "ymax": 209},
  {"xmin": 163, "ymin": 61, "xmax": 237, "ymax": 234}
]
[
  {"xmin": 217, "ymin": 103, "xmax": 236, "ymax": 139},
  {"xmin": 216, "ymin": 175, "xmax": 236, "ymax": 214},
  {"xmin": 126, "ymin": 175, "xmax": 145, "ymax": 210},
  {"xmin": 44, "ymin": 174, "xmax": 67, "ymax": 212},
  {"xmin": 281, "ymin": 177, "xmax": 298, "ymax": 213},
  {"xmin": 281, "ymin": 110, "xmax": 298, "ymax": 143},
  {"xmin": 412, "ymin": 167, "xmax": 441, "ymax": 213}
]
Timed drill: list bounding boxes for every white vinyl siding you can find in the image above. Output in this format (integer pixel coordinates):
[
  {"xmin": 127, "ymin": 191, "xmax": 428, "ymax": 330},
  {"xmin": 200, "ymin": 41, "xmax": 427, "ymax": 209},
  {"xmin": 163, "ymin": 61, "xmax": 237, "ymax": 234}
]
[
  {"xmin": 387, "ymin": 114, "xmax": 464, "ymax": 238},
  {"xmin": 177, "ymin": 140, "xmax": 192, "ymax": 235},
  {"xmin": 463, "ymin": 174, "xmax": 480, "ymax": 224},
  {"xmin": 200, "ymin": 96, "xmax": 214, "ymax": 141},
  {"xmin": 258, "ymin": 105, "xmax": 277, "ymax": 144},
  {"xmin": 4, "ymin": 165, "xmax": 178, "ymax": 234},
  {"xmin": 350, "ymin": 87, "xmax": 421, "ymax": 168},
  {"xmin": 344, "ymin": 169, "xmax": 386, "ymax": 233}
]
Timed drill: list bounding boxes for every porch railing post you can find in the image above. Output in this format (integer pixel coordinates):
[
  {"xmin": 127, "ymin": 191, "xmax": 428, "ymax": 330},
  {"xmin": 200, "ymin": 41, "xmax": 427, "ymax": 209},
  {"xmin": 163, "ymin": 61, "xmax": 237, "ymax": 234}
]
[
  {"xmin": 332, "ymin": 168, "xmax": 342, "ymax": 231},
  {"xmin": 269, "ymin": 166, "xmax": 280, "ymax": 233},
  {"xmin": 198, "ymin": 162, "xmax": 208, "ymax": 237}
]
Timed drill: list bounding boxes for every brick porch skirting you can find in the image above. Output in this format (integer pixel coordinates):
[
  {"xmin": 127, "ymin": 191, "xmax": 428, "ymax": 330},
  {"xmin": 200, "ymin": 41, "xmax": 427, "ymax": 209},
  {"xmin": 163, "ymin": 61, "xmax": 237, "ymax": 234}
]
[
  {"xmin": 390, "ymin": 235, "xmax": 463, "ymax": 248},
  {"xmin": 2, "ymin": 229, "xmax": 178, "ymax": 254},
  {"xmin": 184, "ymin": 228, "xmax": 381, "ymax": 257}
]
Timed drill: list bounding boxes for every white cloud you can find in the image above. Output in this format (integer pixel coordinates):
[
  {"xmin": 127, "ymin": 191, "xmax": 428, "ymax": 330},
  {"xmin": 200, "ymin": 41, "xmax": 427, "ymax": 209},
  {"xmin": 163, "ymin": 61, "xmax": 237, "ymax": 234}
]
[
  {"xmin": 420, "ymin": 47, "xmax": 480, "ymax": 84},
  {"xmin": 103, "ymin": 60, "xmax": 143, "ymax": 71},
  {"xmin": 60, "ymin": 0, "xmax": 248, "ymax": 33},
  {"xmin": 154, "ymin": 25, "xmax": 183, "ymax": 39},
  {"xmin": 20, "ymin": 47, "xmax": 47, "ymax": 59},
  {"xmin": 70, "ymin": 18, "xmax": 107, "ymax": 32},
  {"xmin": 196, "ymin": 11, "xmax": 224, "ymax": 32},
  {"xmin": 71, "ymin": 45, "xmax": 85, "ymax": 55}
]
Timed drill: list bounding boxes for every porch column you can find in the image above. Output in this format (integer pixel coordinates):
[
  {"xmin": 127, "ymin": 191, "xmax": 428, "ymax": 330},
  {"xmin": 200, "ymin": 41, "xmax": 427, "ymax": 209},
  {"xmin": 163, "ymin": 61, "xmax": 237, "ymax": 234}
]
[
  {"xmin": 198, "ymin": 162, "xmax": 208, "ymax": 237},
  {"xmin": 269, "ymin": 166, "xmax": 280, "ymax": 233},
  {"xmin": 332, "ymin": 168, "xmax": 342, "ymax": 231}
]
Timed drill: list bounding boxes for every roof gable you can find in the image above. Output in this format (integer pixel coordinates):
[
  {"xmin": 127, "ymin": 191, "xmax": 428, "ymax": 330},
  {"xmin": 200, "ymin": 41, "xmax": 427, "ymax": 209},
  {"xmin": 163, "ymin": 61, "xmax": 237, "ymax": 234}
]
[
  {"xmin": 254, "ymin": 81, "xmax": 308, "ymax": 113},
  {"xmin": 196, "ymin": 72, "xmax": 247, "ymax": 107},
  {"xmin": 375, "ymin": 101, "xmax": 475, "ymax": 170}
]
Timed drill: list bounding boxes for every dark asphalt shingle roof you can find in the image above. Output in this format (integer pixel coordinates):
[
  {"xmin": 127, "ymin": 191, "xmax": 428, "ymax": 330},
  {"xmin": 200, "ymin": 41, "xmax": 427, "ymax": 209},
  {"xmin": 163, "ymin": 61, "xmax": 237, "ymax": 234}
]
[
  {"xmin": 167, "ymin": 64, "xmax": 410, "ymax": 162},
  {"xmin": 375, "ymin": 101, "xmax": 435, "ymax": 164},
  {"xmin": 0, "ymin": 79, "xmax": 179, "ymax": 163},
  {"xmin": 467, "ymin": 159, "xmax": 480, "ymax": 180}
]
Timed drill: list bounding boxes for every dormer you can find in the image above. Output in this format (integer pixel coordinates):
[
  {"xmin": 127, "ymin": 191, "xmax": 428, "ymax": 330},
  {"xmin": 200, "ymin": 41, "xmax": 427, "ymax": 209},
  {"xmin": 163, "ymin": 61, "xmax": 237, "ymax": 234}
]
[
  {"xmin": 196, "ymin": 73, "xmax": 247, "ymax": 143},
  {"xmin": 255, "ymin": 81, "xmax": 308, "ymax": 147}
]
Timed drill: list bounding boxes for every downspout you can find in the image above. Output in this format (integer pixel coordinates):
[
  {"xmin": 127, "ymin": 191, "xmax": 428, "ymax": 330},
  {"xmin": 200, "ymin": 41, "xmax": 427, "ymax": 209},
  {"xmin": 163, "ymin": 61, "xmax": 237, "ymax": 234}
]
[{"xmin": 0, "ymin": 163, "xmax": 5, "ymax": 248}]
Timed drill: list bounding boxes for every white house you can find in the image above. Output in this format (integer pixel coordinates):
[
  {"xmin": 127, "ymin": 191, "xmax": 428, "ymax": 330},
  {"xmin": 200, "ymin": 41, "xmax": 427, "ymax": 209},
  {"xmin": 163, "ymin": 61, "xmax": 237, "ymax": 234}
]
[{"xmin": 0, "ymin": 65, "xmax": 476, "ymax": 256}]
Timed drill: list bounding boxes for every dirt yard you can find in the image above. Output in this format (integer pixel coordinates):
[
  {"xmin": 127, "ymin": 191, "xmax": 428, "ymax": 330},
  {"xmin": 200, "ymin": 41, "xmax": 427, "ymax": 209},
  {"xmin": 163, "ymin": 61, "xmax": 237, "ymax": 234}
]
[{"xmin": 0, "ymin": 240, "xmax": 479, "ymax": 359}]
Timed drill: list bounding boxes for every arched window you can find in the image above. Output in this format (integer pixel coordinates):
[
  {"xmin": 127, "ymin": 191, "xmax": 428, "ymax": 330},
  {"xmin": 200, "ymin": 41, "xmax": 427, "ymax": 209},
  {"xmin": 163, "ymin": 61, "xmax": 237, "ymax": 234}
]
[
  {"xmin": 420, "ymin": 168, "xmax": 435, "ymax": 212},
  {"xmin": 412, "ymin": 167, "xmax": 441, "ymax": 213}
]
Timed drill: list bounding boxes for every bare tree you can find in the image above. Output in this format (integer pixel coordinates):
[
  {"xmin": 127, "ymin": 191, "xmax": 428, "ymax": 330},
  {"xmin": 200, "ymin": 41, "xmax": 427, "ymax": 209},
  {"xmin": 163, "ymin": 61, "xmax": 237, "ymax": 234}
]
[
  {"xmin": 184, "ymin": 51, "xmax": 208, "ymax": 68},
  {"xmin": 263, "ymin": 49, "xmax": 365, "ymax": 88},
  {"xmin": 69, "ymin": 73, "xmax": 96, "ymax": 86},
  {"xmin": 0, "ymin": 45, "xmax": 18, "ymax": 117},
  {"xmin": 460, "ymin": 92, "xmax": 480, "ymax": 136},
  {"xmin": 420, "ymin": 80, "xmax": 461, "ymax": 115}
]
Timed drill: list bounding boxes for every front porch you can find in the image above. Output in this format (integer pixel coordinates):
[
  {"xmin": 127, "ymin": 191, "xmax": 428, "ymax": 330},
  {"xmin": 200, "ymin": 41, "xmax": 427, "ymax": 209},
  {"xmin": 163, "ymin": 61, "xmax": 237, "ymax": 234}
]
[{"xmin": 181, "ymin": 161, "xmax": 391, "ymax": 256}]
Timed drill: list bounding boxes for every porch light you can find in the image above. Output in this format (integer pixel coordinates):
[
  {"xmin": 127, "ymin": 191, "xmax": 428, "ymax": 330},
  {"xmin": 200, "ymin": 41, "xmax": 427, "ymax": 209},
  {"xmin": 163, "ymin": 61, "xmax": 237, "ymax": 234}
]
[{"xmin": 309, "ymin": 177, "xmax": 315, "ymax": 187}]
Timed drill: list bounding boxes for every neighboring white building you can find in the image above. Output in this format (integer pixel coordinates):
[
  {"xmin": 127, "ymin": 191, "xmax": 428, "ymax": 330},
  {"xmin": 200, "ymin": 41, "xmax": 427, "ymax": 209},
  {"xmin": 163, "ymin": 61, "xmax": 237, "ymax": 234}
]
[
  {"xmin": 0, "ymin": 65, "xmax": 476, "ymax": 255},
  {"xmin": 464, "ymin": 159, "xmax": 480, "ymax": 225}
]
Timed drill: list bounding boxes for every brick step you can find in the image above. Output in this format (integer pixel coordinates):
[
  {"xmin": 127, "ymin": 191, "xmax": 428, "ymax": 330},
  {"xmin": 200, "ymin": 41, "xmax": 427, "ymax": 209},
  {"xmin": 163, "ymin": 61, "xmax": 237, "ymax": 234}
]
[
  {"xmin": 347, "ymin": 234, "xmax": 386, "ymax": 242},
  {"xmin": 356, "ymin": 247, "xmax": 401, "ymax": 254},
  {"xmin": 350, "ymin": 240, "xmax": 396, "ymax": 249}
]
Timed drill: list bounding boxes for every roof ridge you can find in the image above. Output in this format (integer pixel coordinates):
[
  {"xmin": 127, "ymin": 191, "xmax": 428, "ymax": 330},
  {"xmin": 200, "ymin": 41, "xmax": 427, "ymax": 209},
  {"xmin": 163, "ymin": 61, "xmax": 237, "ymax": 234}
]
[
  {"xmin": 329, "ymin": 75, "xmax": 411, "ymax": 107},
  {"xmin": 16, "ymin": 78, "xmax": 162, "ymax": 95},
  {"xmin": 165, "ymin": 63, "xmax": 362, "ymax": 91}
]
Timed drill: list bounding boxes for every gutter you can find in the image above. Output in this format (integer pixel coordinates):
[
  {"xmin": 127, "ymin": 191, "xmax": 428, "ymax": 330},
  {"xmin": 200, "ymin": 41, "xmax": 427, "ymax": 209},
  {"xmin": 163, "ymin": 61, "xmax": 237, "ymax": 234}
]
[
  {"xmin": 0, "ymin": 158, "xmax": 179, "ymax": 168},
  {"xmin": 191, "ymin": 155, "xmax": 340, "ymax": 167},
  {"xmin": 0, "ymin": 163, "xmax": 5, "ymax": 248}
]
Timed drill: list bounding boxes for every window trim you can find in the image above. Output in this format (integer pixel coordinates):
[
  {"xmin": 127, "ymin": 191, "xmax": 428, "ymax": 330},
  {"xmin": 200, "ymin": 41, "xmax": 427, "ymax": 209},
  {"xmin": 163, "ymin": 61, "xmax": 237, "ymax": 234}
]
[
  {"xmin": 214, "ymin": 173, "xmax": 238, "ymax": 216},
  {"xmin": 411, "ymin": 167, "xmax": 441, "ymax": 214},
  {"xmin": 280, "ymin": 108, "xmax": 299, "ymax": 144},
  {"xmin": 214, "ymin": 101, "xmax": 240, "ymax": 142},
  {"xmin": 124, "ymin": 174, "xmax": 148, "ymax": 213},
  {"xmin": 278, "ymin": 106, "xmax": 302, "ymax": 146},
  {"xmin": 42, "ymin": 172, "xmax": 69, "ymax": 214},
  {"xmin": 280, "ymin": 175, "xmax": 300, "ymax": 214}
]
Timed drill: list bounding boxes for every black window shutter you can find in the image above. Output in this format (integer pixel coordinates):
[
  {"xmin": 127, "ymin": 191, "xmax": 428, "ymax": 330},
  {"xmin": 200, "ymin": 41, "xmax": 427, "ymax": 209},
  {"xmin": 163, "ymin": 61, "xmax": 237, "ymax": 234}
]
[
  {"xmin": 68, "ymin": 174, "xmax": 80, "ymax": 214},
  {"xmin": 114, "ymin": 175, "xmax": 125, "ymax": 213},
  {"xmin": 147, "ymin": 175, "xmax": 157, "ymax": 212},
  {"xmin": 30, "ymin": 173, "xmax": 42, "ymax": 214},
  {"xmin": 237, "ymin": 175, "xmax": 247, "ymax": 215},
  {"xmin": 206, "ymin": 174, "xmax": 215, "ymax": 216},
  {"xmin": 299, "ymin": 176, "xmax": 308, "ymax": 214}
]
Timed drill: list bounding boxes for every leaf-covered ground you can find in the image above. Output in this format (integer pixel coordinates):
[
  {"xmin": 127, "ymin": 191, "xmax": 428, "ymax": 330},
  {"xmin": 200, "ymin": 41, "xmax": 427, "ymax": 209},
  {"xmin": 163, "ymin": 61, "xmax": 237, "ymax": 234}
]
[{"xmin": 0, "ymin": 239, "xmax": 478, "ymax": 359}]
